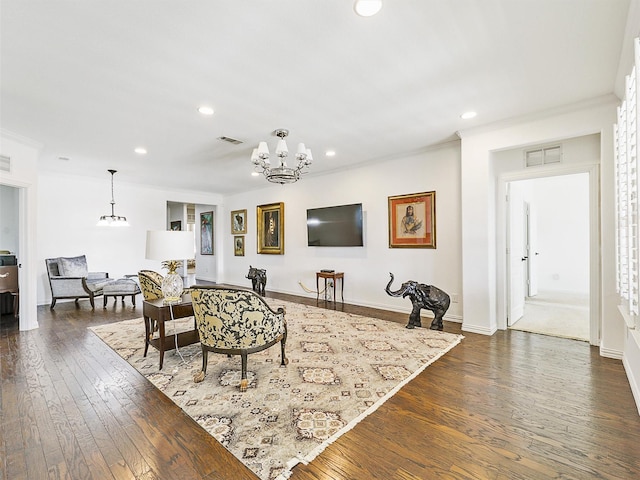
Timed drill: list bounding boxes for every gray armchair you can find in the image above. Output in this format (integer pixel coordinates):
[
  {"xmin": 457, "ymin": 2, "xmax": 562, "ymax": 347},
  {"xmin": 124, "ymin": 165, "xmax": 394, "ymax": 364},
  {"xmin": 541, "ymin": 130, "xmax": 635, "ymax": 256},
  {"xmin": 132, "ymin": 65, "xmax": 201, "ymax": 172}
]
[{"xmin": 45, "ymin": 255, "xmax": 111, "ymax": 309}]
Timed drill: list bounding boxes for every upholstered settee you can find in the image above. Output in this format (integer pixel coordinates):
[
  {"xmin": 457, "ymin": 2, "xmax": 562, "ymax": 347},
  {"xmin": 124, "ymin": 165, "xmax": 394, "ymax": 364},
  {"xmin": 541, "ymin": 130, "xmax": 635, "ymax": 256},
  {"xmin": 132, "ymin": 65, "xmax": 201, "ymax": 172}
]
[
  {"xmin": 45, "ymin": 255, "xmax": 111, "ymax": 309},
  {"xmin": 190, "ymin": 286, "xmax": 288, "ymax": 391}
]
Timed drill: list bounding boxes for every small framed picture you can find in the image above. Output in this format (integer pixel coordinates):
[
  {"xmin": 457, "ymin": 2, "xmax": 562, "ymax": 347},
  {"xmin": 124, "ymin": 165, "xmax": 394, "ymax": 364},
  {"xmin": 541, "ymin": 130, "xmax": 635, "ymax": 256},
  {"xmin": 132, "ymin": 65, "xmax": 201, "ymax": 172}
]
[
  {"xmin": 257, "ymin": 202, "xmax": 284, "ymax": 254},
  {"xmin": 388, "ymin": 191, "xmax": 436, "ymax": 248},
  {"xmin": 170, "ymin": 220, "xmax": 181, "ymax": 231},
  {"xmin": 234, "ymin": 236, "xmax": 245, "ymax": 256},
  {"xmin": 231, "ymin": 209, "xmax": 247, "ymax": 234},
  {"xmin": 200, "ymin": 211, "xmax": 214, "ymax": 255}
]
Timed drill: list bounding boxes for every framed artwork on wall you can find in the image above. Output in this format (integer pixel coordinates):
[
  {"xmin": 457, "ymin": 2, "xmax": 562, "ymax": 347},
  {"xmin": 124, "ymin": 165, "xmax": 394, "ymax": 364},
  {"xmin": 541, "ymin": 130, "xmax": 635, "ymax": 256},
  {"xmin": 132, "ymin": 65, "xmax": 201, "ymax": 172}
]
[
  {"xmin": 234, "ymin": 236, "xmax": 245, "ymax": 256},
  {"xmin": 200, "ymin": 211, "xmax": 214, "ymax": 255},
  {"xmin": 388, "ymin": 191, "xmax": 436, "ymax": 248},
  {"xmin": 257, "ymin": 202, "xmax": 284, "ymax": 254},
  {"xmin": 231, "ymin": 209, "xmax": 247, "ymax": 234},
  {"xmin": 170, "ymin": 220, "xmax": 181, "ymax": 231}
]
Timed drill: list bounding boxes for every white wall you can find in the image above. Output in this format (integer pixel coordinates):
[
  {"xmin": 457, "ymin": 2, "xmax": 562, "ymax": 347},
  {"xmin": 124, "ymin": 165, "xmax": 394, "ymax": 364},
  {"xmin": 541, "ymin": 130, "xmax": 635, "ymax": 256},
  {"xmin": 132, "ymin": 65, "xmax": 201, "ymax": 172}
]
[
  {"xmin": 220, "ymin": 141, "xmax": 463, "ymax": 321},
  {"xmin": 531, "ymin": 173, "xmax": 590, "ymax": 294},
  {"xmin": 36, "ymin": 172, "xmax": 222, "ymax": 306}
]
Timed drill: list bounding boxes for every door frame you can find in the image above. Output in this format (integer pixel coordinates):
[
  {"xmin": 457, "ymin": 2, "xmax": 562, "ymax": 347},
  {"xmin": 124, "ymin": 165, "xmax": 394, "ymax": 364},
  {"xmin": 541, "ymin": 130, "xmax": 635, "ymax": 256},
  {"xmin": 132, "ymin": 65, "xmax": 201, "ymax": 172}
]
[
  {"xmin": 496, "ymin": 163, "xmax": 600, "ymax": 345},
  {"xmin": 0, "ymin": 178, "xmax": 38, "ymax": 330}
]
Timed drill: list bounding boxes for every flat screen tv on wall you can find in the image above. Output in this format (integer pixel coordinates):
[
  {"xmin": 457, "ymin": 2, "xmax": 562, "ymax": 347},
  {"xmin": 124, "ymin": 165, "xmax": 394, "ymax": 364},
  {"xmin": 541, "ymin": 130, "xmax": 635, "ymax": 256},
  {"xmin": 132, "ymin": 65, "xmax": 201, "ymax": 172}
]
[{"xmin": 307, "ymin": 203, "xmax": 364, "ymax": 247}]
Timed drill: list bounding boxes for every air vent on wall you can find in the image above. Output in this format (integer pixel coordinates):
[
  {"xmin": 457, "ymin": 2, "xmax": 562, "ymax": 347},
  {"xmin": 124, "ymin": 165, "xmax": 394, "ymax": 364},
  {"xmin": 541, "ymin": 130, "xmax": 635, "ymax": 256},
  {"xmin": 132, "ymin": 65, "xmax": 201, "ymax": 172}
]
[
  {"xmin": 0, "ymin": 155, "xmax": 10, "ymax": 173},
  {"xmin": 217, "ymin": 136, "xmax": 243, "ymax": 145},
  {"xmin": 524, "ymin": 144, "xmax": 562, "ymax": 167}
]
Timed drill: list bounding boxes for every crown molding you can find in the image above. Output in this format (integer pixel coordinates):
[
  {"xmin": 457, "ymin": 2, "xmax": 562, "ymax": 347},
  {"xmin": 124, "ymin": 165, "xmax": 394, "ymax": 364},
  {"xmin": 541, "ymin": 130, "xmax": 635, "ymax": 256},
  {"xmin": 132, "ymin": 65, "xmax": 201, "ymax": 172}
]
[
  {"xmin": 456, "ymin": 94, "xmax": 619, "ymax": 139},
  {"xmin": 0, "ymin": 129, "xmax": 44, "ymax": 150}
]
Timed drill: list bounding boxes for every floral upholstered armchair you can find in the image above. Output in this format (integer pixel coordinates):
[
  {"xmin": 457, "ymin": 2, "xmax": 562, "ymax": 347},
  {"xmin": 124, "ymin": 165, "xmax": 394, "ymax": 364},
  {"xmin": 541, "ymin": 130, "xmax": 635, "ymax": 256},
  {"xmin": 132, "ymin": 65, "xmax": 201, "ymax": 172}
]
[
  {"xmin": 45, "ymin": 255, "xmax": 111, "ymax": 309},
  {"xmin": 190, "ymin": 286, "xmax": 288, "ymax": 391},
  {"xmin": 138, "ymin": 269, "xmax": 192, "ymax": 301},
  {"xmin": 138, "ymin": 269, "xmax": 164, "ymax": 301}
]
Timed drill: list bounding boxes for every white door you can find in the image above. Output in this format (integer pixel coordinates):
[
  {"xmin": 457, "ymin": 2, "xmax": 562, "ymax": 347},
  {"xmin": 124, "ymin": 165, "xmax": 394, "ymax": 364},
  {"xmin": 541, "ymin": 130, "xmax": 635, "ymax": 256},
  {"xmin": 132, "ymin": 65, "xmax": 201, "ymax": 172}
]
[
  {"xmin": 526, "ymin": 202, "xmax": 539, "ymax": 297},
  {"xmin": 507, "ymin": 185, "xmax": 526, "ymax": 326}
]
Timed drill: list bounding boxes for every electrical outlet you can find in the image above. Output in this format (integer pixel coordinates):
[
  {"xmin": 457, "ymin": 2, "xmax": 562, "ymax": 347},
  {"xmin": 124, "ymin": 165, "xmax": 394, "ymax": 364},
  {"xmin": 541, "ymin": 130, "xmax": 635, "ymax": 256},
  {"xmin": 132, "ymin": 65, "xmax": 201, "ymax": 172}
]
[{"xmin": 451, "ymin": 293, "xmax": 459, "ymax": 303}]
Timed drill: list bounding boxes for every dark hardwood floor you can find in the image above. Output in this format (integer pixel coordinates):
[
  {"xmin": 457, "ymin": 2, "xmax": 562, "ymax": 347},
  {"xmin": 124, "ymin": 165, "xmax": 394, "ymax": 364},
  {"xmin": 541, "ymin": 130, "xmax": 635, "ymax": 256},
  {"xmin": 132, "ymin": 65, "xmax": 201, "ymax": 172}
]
[{"xmin": 2, "ymin": 289, "xmax": 640, "ymax": 479}]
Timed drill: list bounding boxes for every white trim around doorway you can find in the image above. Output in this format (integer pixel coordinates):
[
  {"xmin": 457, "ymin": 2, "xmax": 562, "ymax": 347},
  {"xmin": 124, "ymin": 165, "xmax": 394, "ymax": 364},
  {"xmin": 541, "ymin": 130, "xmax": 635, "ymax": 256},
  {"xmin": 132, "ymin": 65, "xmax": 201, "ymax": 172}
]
[{"xmin": 496, "ymin": 163, "xmax": 600, "ymax": 346}]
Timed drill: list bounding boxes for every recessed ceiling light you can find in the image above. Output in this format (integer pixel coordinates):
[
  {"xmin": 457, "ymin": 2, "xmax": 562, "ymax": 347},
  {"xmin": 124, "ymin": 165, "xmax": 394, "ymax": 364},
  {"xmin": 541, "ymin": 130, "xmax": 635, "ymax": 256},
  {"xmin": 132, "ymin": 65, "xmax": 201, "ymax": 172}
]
[
  {"xmin": 134, "ymin": 147, "xmax": 147, "ymax": 155},
  {"xmin": 461, "ymin": 111, "xmax": 477, "ymax": 120},
  {"xmin": 354, "ymin": 0, "xmax": 382, "ymax": 17},
  {"xmin": 198, "ymin": 106, "xmax": 214, "ymax": 115},
  {"xmin": 326, "ymin": 150, "xmax": 336, "ymax": 157}
]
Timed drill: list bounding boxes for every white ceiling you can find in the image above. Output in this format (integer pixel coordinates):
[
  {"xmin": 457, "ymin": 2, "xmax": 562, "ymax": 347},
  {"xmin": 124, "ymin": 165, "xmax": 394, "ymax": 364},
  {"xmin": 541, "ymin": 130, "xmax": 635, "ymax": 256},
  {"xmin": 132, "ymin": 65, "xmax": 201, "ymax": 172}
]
[{"xmin": 0, "ymin": 0, "xmax": 632, "ymax": 194}]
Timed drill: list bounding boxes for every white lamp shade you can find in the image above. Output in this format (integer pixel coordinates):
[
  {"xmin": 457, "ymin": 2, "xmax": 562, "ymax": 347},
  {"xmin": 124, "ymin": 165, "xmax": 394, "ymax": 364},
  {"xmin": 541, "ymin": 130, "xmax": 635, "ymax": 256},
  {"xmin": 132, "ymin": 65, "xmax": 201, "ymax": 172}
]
[
  {"xmin": 296, "ymin": 143, "xmax": 306, "ymax": 155},
  {"xmin": 145, "ymin": 230, "xmax": 195, "ymax": 261},
  {"xmin": 275, "ymin": 139, "xmax": 288, "ymax": 156},
  {"xmin": 257, "ymin": 141, "xmax": 270, "ymax": 157}
]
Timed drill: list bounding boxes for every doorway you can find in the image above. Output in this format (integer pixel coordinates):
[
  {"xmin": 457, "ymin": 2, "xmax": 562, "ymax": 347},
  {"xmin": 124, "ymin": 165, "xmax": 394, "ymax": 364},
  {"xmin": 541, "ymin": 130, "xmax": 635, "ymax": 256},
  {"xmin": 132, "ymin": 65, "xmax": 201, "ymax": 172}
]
[
  {"xmin": 506, "ymin": 173, "xmax": 590, "ymax": 341},
  {"xmin": 0, "ymin": 184, "xmax": 20, "ymax": 326}
]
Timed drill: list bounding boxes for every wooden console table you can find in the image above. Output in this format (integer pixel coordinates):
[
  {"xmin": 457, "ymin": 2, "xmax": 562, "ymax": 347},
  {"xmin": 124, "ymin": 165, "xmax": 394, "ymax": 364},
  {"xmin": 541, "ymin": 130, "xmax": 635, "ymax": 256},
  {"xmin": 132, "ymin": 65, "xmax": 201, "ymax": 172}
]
[
  {"xmin": 316, "ymin": 271, "xmax": 344, "ymax": 304},
  {"xmin": 142, "ymin": 293, "xmax": 199, "ymax": 370}
]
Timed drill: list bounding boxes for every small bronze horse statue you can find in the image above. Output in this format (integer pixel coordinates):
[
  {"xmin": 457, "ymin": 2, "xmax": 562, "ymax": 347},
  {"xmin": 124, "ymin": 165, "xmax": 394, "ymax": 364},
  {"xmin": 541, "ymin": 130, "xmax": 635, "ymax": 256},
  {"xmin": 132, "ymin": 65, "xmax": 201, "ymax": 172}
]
[
  {"xmin": 246, "ymin": 265, "xmax": 267, "ymax": 296},
  {"xmin": 385, "ymin": 272, "xmax": 450, "ymax": 330}
]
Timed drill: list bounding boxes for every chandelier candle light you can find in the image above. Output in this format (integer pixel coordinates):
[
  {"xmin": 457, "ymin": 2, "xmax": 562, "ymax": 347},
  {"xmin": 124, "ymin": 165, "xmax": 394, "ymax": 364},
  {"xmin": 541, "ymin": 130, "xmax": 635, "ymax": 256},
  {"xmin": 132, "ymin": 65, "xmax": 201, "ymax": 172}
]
[
  {"xmin": 145, "ymin": 230, "xmax": 195, "ymax": 304},
  {"xmin": 97, "ymin": 169, "xmax": 129, "ymax": 226},
  {"xmin": 251, "ymin": 129, "xmax": 313, "ymax": 184}
]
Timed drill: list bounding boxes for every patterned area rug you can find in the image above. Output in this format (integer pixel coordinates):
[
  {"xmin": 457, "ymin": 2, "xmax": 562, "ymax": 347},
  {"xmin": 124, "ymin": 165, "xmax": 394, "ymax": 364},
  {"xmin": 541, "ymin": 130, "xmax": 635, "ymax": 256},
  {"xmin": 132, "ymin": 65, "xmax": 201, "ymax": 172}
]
[{"xmin": 90, "ymin": 300, "xmax": 463, "ymax": 480}]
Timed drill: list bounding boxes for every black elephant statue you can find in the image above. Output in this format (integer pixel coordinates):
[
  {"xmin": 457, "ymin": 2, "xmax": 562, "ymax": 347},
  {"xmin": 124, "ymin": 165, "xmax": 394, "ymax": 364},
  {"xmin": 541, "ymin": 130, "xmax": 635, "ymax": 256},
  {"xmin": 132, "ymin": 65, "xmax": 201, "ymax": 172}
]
[
  {"xmin": 246, "ymin": 265, "xmax": 267, "ymax": 296},
  {"xmin": 385, "ymin": 272, "xmax": 450, "ymax": 330}
]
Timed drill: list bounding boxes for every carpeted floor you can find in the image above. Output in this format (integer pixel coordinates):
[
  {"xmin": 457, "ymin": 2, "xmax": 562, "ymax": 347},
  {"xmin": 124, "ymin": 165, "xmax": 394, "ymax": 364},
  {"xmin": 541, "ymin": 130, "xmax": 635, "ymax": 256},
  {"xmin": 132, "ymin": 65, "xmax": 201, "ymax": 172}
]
[
  {"xmin": 90, "ymin": 299, "xmax": 463, "ymax": 480},
  {"xmin": 510, "ymin": 291, "xmax": 590, "ymax": 341}
]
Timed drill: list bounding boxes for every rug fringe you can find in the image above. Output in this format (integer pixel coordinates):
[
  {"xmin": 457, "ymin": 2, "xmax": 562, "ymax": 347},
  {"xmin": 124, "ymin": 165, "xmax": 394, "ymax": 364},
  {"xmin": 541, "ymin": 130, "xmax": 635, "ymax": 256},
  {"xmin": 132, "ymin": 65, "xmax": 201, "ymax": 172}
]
[{"xmin": 292, "ymin": 335, "xmax": 464, "ymax": 467}]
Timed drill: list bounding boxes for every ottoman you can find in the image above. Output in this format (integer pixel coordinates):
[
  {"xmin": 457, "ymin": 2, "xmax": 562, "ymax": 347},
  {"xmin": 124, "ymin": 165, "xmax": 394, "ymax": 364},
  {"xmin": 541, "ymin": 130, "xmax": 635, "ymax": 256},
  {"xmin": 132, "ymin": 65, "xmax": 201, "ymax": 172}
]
[{"xmin": 103, "ymin": 277, "xmax": 141, "ymax": 307}]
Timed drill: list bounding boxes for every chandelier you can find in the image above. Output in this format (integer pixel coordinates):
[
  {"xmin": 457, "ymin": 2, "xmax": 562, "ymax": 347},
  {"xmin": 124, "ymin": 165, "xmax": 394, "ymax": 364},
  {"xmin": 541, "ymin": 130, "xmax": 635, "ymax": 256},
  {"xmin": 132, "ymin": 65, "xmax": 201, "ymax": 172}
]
[
  {"xmin": 251, "ymin": 129, "xmax": 313, "ymax": 184},
  {"xmin": 97, "ymin": 169, "xmax": 129, "ymax": 227}
]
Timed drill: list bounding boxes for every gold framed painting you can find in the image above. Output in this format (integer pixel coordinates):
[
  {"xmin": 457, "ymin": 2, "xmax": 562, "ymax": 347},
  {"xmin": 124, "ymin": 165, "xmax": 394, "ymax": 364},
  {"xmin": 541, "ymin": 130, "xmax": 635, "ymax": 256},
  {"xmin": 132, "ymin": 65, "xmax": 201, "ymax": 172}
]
[
  {"xmin": 234, "ymin": 236, "xmax": 245, "ymax": 256},
  {"xmin": 257, "ymin": 202, "xmax": 284, "ymax": 254},
  {"xmin": 231, "ymin": 209, "xmax": 247, "ymax": 234},
  {"xmin": 388, "ymin": 191, "xmax": 436, "ymax": 248}
]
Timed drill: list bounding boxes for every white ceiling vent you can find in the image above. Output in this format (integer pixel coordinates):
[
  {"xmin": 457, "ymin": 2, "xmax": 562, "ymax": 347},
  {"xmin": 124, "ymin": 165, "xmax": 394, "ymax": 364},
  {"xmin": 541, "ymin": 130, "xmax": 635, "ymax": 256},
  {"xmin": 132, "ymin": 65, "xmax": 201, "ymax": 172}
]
[
  {"xmin": 0, "ymin": 155, "xmax": 10, "ymax": 173},
  {"xmin": 217, "ymin": 136, "xmax": 243, "ymax": 145},
  {"xmin": 524, "ymin": 145, "xmax": 562, "ymax": 167}
]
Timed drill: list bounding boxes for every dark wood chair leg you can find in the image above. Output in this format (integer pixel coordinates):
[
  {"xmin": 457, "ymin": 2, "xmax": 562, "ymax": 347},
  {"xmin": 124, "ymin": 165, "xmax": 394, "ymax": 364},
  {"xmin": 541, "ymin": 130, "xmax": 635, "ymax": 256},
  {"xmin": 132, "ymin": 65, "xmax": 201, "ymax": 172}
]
[
  {"xmin": 280, "ymin": 338, "xmax": 288, "ymax": 366},
  {"xmin": 240, "ymin": 352, "xmax": 248, "ymax": 391}
]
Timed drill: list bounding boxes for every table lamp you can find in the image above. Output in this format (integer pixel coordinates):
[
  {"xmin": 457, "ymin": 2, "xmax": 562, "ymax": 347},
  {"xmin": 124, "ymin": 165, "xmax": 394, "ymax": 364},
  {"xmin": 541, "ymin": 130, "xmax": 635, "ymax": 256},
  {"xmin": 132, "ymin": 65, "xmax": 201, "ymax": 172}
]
[{"xmin": 145, "ymin": 230, "xmax": 195, "ymax": 304}]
